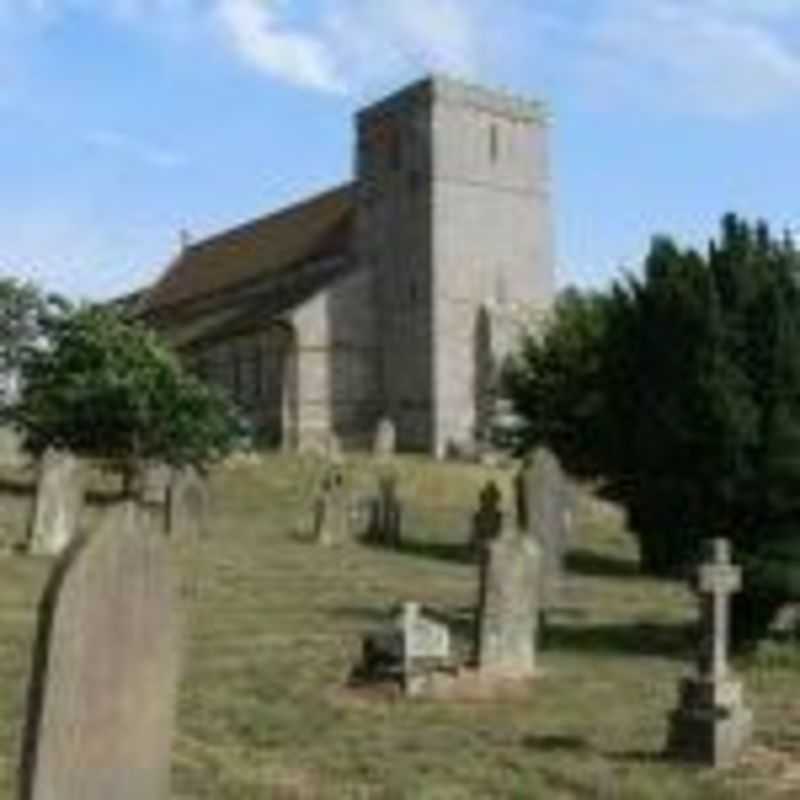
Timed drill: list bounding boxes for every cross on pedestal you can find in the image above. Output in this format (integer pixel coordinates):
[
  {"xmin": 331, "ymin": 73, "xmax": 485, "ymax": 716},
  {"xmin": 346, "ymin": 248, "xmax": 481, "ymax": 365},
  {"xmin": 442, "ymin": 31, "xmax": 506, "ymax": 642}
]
[{"xmin": 694, "ymin": 538, "xmax": 741, "ymax": 681}]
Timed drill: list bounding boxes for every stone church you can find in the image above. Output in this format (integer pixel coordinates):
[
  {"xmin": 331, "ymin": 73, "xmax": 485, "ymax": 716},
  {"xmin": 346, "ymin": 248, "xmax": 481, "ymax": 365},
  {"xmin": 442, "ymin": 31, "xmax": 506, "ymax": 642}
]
[{"xmin": 136, "ymin": 75, "xmax": 555, "ymax": 456}]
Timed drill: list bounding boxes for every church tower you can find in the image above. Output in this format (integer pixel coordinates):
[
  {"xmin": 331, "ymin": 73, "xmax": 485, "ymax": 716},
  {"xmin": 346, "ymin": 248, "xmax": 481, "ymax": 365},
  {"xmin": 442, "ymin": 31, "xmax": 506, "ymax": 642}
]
[{"xmin": 355, "ymin": 76, "xmax": 554, "ymax": 455}]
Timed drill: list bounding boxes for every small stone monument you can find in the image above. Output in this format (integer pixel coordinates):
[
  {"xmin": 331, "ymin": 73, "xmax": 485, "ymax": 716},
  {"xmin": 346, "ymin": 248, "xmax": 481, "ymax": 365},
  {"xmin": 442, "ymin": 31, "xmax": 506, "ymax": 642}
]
[
  {"xmin": 667, "ymin": 538, "xmax": 753, "ymax": 767},
  {"xmin": 470, "ymin": 481, "xmax": 503, "ymax": 555},
  {"xmin": 368, "ymin": 470, "xmax": 402, "ymax": 546},
  {"xmin": 134, "ymin": 461, "xmax": 172, "ymax": 508},
  {"xmin": 373, "ymin": 417, "xmax": 396, "ymax": 459},
  {"xmin": 312, "ymin": 465, "xmax": 350, "ymax": 545},
  {"xmin": 27, "ymin": 449, "xmax": 84, "ymax": 557},
  {"xmin": 356, "ymin": 602, "xmax": 452, "ymax": 696},
  {"xmin": 476, "ymin": 522, "xmax": 541, "ymax": 677},
  {"xmin": 20, "ymin": 501, "xmax": 183, "ymax": 800},
  {"xmin": 166, "ymin": 466, "xmax": 209, "ymax": 540},
  {"xmin": 514, "ymin": 448, "xmax": 567, "ymax": 608}
]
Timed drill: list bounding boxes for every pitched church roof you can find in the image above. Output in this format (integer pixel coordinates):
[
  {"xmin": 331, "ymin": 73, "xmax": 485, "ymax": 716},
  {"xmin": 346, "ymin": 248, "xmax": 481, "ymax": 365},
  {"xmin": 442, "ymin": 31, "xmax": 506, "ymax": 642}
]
[{"xmin": 142, "ymin": 183, "xmax": 354, "ymax": 315}]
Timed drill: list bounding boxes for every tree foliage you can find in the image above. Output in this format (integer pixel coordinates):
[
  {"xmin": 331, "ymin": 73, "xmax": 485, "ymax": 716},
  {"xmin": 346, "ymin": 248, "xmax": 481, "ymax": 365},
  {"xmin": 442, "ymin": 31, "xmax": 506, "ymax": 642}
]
[
  {"xmin": 15, "ymin": 304, "xmax": 243, "ymax": 479},
  {"xmin": 506, "ymin": 214, "xmax": 800, "ymax": 645},
  {"xmin": 0, "ymin": 277, "xmax": 69, "ymax": 408}
]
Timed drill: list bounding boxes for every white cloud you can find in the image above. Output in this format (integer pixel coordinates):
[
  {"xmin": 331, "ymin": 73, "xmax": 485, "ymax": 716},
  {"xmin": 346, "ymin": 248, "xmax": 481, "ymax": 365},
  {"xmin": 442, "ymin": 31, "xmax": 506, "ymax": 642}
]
[
  {"xmin": 213, "ymin": 0, "xmax": 343, "ymax": 92},
  {"xmin": 582, "ymin": 0, "xmax": 800, "ymax": 116},
  {"xmin": 323, "ymin": 0, "xmax": 480, "ymax": 92}
]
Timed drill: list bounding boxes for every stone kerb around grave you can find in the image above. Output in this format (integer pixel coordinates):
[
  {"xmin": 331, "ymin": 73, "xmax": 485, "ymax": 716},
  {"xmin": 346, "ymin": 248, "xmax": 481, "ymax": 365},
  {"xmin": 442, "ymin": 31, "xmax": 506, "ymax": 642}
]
[{"xmin": 20, "ymin": 500, "xmax": 183, "ymax": 800}]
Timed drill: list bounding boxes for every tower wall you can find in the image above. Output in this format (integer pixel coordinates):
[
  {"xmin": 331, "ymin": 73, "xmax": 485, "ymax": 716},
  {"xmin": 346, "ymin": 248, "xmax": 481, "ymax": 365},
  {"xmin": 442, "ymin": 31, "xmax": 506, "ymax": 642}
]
[{"xmin": 355, "ymin": 76, "xmax": 554, "ymax": 455}]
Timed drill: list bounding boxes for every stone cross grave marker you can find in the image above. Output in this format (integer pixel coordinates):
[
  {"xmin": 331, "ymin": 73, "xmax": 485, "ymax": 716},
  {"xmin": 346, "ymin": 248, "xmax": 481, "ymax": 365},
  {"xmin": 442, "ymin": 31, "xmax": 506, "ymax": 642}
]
[
  {"xmin": 373, "ymin": 417, "xmax": 396, "ymax": 459},
  {"xmin": 476, "ymin": 523, "xmax": 541, "ymax": 677},
  {"xmin": 166, "ymin": 466, "xmax": 209, "ymax": 540},
  {"xmin": 27, "ymin": 449, "xmax": 84, "ymax": 558},
  {"xmin": 20, "ymin": 501, "xmax": 183, "ymax": 800},
  {"xmin": 667, "ymin": 538, "xmax": 753, "ymax": 767},
  {"xmin": 514, "ymin": 448, "xmax": 567, "ymax": 609},
  {"xmin": 471, "ymin": 480, "xmax": 503, "ymax": 556}
]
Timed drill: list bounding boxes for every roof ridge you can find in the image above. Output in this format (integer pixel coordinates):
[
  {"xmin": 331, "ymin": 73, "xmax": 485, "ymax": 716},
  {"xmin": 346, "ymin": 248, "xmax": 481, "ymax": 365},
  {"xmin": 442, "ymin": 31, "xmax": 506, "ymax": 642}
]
[{"xmin": 187, "ymin": 182, "xmax": 353, "ymax": 254}]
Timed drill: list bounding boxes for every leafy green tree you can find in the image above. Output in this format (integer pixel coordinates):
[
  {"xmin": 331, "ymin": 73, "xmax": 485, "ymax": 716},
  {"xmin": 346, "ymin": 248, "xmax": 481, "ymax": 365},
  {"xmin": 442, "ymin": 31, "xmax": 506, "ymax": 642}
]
[
  {"xmin": 0, "ymin": 277, "xmax": 68, "ymax": 409},
  {"xmin": 506, "ymin": 214, "xmax": 800, "ymax": 646},
  {"xmin": 15, "ymin": 305, "xmax": 243, "ymax": 488}
]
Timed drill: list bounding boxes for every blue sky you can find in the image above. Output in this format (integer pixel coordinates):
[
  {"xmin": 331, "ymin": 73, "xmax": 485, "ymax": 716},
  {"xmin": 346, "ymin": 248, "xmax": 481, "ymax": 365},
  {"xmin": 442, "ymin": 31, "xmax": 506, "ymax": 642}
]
[{"xmin": 1, "ymin": 0, "xmax": 799, "ymax": 300}]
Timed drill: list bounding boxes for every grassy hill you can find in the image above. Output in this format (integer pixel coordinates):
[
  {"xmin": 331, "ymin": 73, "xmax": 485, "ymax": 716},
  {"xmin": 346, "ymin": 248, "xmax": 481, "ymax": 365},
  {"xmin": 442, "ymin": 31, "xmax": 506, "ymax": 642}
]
[{"xmin": 2, "ymin": 454, "xmax": 800, "ymax": 798}]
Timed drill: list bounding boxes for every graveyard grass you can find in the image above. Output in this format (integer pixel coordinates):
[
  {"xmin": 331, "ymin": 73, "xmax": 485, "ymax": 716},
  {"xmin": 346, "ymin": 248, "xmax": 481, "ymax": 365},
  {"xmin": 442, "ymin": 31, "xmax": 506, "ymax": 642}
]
[{"xmin": 2, "ymin": 456, "xmax": 800, "ymax": 798}]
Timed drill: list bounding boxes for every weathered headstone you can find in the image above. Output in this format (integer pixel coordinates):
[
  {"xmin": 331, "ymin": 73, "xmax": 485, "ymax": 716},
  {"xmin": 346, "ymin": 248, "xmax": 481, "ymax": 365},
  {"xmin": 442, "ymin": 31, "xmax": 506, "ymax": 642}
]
[
  {"xmin": 368, "ymin": 471, "xmax": 402, "ymax": 546},
  {"xmin": 27, "ymin": 449, "xmax": 84, "ymax": 557},
  {"xmin": 373, "ymin": 417, "xmax": 396, "ymax": 459},
  {"xmin": 134, "ymin": 461, "xmax": 172, "ymax": 508},
  {"xmin": 667, "ymin": 538, "xmax": 753, "ymax": 767},
  {"xmin": 312, "ymin": 465, "xmax": 349, "ymax": 546},
  {"xmin": 166, "ymin": 466, "xmax": 209, "ymax": 540},
  {"xmin": 476, "ymin": 523, "xmax": 541, "ymax": 677},
  {"xmin": 356, "ymin": 602, "xmax": 452, "ymax": 696},
  {"xmin": 514, "ymin": 448, "xmax": 567, "ymax": 608},
  {"xmin": 470, "ymin": 481, "xmax": 503, "ymax": 555},
  {"xmin": 20, "ymin": 501, "xmax": 183, "ymax": 800}
]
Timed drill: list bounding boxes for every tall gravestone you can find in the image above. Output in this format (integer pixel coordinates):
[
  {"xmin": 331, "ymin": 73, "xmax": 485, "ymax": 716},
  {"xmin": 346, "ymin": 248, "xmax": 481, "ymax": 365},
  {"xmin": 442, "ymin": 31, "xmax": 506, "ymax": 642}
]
[
  {"xmin": 27, "ymin": 449, "xmax": 84, "ymax": 557},
  {"xmin": 667, "ymin": 538, "xmax": 752, "ymax": 767},
  {"xmin": 20, "ymin": 501, "xmax": 183, "ymax": 800},
  {"xmin": 373, "ymin": 417, "xmax": 397, "ymax": 459},
  {"xmin": 476, "ymin": 522, "xmax": 541, "ymax": 677},
  {"xmin": 312, "ymin": 465, "xmax": 350, "ymax": 546},
  {"xmin": 166, "ymin": 466, "xmax": 209, "ymax": 540},
  {"xmin": 514, "ymin": 448, "xmax": 568, "ymax": 608}
]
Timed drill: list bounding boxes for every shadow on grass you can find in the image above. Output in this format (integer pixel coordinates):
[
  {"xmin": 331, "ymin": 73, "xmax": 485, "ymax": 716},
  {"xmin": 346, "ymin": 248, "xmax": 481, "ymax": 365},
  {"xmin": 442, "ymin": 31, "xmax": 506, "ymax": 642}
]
[
  {"xmin": 0, "ymin": 477, "xmax": 35, "ymax": 498},
  {"xmin": 565, "ymin": 548, "xmax": 641, "ymax": 578},
  {"xmin": 361, "ymin": 536, "xmax": 476, "ymax": 565},
  {"xmin": 522, "ymin": 734, "xmax": 591, "ymax": 753},
  {"xmin": 546, "ymin": 620, "xmax": 694, "ymax": 659}
]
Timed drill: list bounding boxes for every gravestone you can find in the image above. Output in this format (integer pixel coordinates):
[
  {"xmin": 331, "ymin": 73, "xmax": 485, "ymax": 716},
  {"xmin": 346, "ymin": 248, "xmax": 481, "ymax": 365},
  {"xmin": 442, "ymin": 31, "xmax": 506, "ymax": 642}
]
[
  {"xmin": 470, "ymin": 481, "xmax": 503, "ymax": 555},
  {"xmin": 27, "ymin": 449, "xmax": 84, "ymax": 557},
  {"xmin": 134, "ymin": 462, "xmax": 172, "ymax": 508},
  {"xmin": 166, "ymin": 466, "xmax": 209, "ymax": 540},
  {"xmin": 514, "ymin": 448, "xmax": 567, "ymax": 608},
  {"xmin": 667, "ymin": 538, "xmax": 753, "ymax": 767},
  {"xmin": 20, "ymin": 501, "xmax": 183, "ymax": 800},
  {"xmin": 357, "ymin": 602, "xmax": 452, "ymax": 696},
  {"xmin": 312, "ymin": 465, "xmax": 349, "ymax": 545},
  {"xmin": 373, "ymin": 417, "xmax": 396, "ymax": 459},
  {"xmin": 368, "ymin": 470, "xmax": 402, "ymax": 546},
  {"xmin": 476, "ymin": 523, "xmax": 541, "ymax": 677}
]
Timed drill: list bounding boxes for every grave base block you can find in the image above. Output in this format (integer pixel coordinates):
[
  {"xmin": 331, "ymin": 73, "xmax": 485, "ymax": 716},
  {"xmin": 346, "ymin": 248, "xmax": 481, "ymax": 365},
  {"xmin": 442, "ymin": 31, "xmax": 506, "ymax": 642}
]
[{"xmin": 667, "ymin": 677, "xmax": 753, "ymax": 768}]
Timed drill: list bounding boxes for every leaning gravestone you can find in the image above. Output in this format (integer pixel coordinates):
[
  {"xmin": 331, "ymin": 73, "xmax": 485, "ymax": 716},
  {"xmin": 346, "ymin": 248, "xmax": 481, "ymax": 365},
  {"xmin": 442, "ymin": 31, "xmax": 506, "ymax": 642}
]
[
  {"xmin": 20, "ymin": 501, "xmax": 183, "ymax": 800},
  {"xmin": 27, "ymin": 449, "xmax": 84, "ymax": 557},
  {"xmin": 476, "ymin": 522, "xmax": 541, "ymax": 677},
  {"xmin": 166, "ymin": 466, "xmax": 209, "ymax": 540},
  {"xmin": 514, "ymin": 448, "xmax": 567, "ymax": 608},
  {"xmin": 667, "ymin": 538, "xmax": 752, "ymax": 767},
  {"xmin": 373, "ymin": 417, "xmax": 397, "ymax": 459}
]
